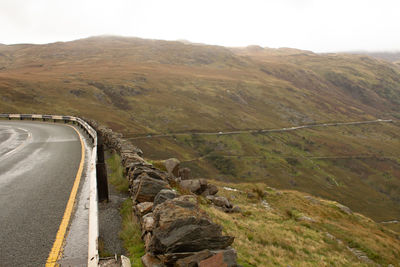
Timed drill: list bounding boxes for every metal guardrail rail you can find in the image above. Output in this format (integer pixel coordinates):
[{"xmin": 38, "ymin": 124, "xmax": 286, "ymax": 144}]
[{"xmin": 0, "ymin": 113, "xmax": 99, "ymax": 267}]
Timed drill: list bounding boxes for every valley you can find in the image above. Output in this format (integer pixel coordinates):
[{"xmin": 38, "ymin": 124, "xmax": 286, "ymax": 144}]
[{"xmin": 0, "ymin": 36, "xmax": 399, "ymax": 223}]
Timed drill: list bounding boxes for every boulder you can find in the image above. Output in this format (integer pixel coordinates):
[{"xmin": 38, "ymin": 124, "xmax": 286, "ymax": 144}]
[
  {"xmin": 336, "ymin": 203, "xmax": 353, "ymax": 215},
  {"xmin": 304, "ymin": 195, "xmax": 321, "ymax": 205},
  {"xmin": 150, "ymin": 217, "xmax": 234, "ymax": 254},
  {"xmin": 99, "ymin": 258, "xmax": 119, "ymax": 266},
  {"xmin": 206, "ymin": 196, "xmax": 232, "ymax": 209},
  {"xmin": 144, "ymin": 169, "xmax": 168, "ymax": 181},
  {"xmin": 296, "ymin": 216, "xmax": 316, "ymax": 222},
  {"xmin": 153, "ymin": 189, "xmax": 179, "ymax": 208},
  {"xmin": 141, "ymin": 253, "xmax": 162, "ymax": 267},
  {"xmin": 150, "ymin": 196, "xmax": 234, "ymax": 254},
  {"xmin": 119, "ymin": 144, "xmax": 143, "ymax": 157},
  {"xmin": 120, "ymin": 145, "xmax": 143, "ymax": 156},
  {"xmin": 132, "ymin": 173, "xmax": 170, "ymax": 203},
  {"xmin": 129, "ymin": 166, "xmax": 154, "ymax": 180},
  {"xmin": 201, "ymin": 184, "xmax": 219, "ymax": 196},
  {"xmin": 134, "ymin": 202, "xmax": 153, "ymax": 216},
  {"xmin": 230, "ymin": 206, "xmax": 242, "ymax": 213},
  {"xmin": 157, "ymin": 252, "xmax": 208, "ymax": 266},
  {"xmin": 108, "ymin": 137, "xmax": 123, "ymax": 152},
  {"xmin": 178, "ymin": 167, "xmax": 191, "ymax": 180},
  {"xmin": 126, "ymin": 162, "xmax": 153, "ymax": 176},
  {"xmin": 261, "ymin": 200, "xmax": 272, "ymax": 210},
  {"xmin": 142, "ymin": 213, "xmax": 155, "ymax": 232},
  {"xmin": 164, "ymin": 158, "xmax": 180, "ymax": 177},
  {"xmin": 114, "ymin": 139, "xmax": 133, "ymax": 154},
  {"xmin": 121, "ymin": 255, "xmax": 131, "ymax": 267},
  {"xmin": 153, "ymin": 195, "xmax": 201, "ymax": 229},
  {"xmin": 129, "ymin": 166, "xmax": 168, "ymax": 181},
  {"xmin": 121, "ymin": 151, "xmax": 143, "ymax": 163},
  {"xmin": 180, "ymin": 179, "xmax": 208, "ymax": 195},
  {"xmin": 132, "ymin": 147, "xmax": 143, "ymax": 157},
  {"xmin": 199, "ymin": 248, "xmax": 237, "ymax": 267},
  {"xmin": 143, "ymin": 232, "xmax": 153, "ymax": 251},
  {"xmin": 122, "ymin": 153, "xmax": 146, "ymax": 172},
  {"xmin": 175, "ymin": 250, "xmax": 213, "ymax": 267},
  {"xmin": 199, "ymin": 254, "xmax": 224, "ymax": 267},
  {"xmin": 130, "ymin": 179, "xmax": 141, "ymax": 196},
  {"xmin": 247, "ymin": 192, "xmax": 256, "ymax": 199}
]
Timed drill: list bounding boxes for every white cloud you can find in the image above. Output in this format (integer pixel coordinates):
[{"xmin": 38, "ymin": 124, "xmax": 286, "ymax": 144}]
[{"xmin": 0, "ymin": 0, "xmax": 399, "ymax": 52}]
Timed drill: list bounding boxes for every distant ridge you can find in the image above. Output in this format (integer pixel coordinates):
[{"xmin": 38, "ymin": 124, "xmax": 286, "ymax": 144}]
[{"xmin": 346, "ymin": 51, "xmax": 400, "ymax": 63}]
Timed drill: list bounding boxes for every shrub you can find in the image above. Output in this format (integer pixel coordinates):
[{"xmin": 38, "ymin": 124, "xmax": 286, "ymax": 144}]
[
  {"xmin": 285, "ymin": 157, "xmax": 300, "ymax": 166},
  {"xmin": 206, "ymin": 154, "xmax": 237, "ymax": 176}
]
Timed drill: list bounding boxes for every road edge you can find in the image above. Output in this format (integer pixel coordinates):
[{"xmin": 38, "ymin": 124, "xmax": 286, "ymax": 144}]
[{"xmin": 45, "ymin": 125, "xmax": 86, "ymax": 266}]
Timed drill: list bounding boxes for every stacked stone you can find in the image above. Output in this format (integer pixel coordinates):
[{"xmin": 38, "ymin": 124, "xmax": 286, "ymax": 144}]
[
  {"xmin": 82, "ymin": 119, "xmax": 238, "ymax": 267},
  {"xmin": 166, "ymin": 159, "xmax": 241, "ymax": 214},
  {"xmin": 127, "ymin": 156, "xmax": 238, "ymax": 266}
]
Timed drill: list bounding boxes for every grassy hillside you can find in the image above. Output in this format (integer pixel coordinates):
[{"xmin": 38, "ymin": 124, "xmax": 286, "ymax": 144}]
[
  {"xmin": 1, "ymin": 36, "xmax": 400, "ymax": 133},
  {"xmin": 0, "ymin": 36, "xmax": 399, "ymax": 223},
  {"xmin": 202, "ymin": 181, "xmax": 400, "ymax": 266},
  {"xmin": 134, "ymin": 122, "xmax": 400, "ymax": 222},
  {"xmin": 358, "ymin": 51, "xmax": 400, "ymax": 64}
]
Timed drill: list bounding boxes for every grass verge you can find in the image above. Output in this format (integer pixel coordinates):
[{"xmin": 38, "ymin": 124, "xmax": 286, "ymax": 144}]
[
  {"xmin": 120, "ymin": 199, "xmax": 145, "ymax": 267},
  {"xmin": 106, "ymin": 153, "xmax": 130, "ymax": 193},
  {"xmin": 106, "ymin": 152, "xmax": 145, "ymax": 266}
]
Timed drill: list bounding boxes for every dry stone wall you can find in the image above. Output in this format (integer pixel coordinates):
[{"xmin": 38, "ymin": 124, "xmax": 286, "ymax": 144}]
[{"xmin": 83, "ymin": 118, "xmax": 239, "ymax": 267}]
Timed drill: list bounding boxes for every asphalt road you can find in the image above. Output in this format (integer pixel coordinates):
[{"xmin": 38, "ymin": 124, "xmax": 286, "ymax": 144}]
[
  {"xmin": 128, "ymin": 119, "xmax": 393, "ymax": 140},
  {"xmin": 0, "ymin": 121, "xmax": 82, "ymax": 267}
]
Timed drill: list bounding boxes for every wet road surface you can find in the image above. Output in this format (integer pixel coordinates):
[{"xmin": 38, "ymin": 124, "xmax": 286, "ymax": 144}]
[{"xmin": 0, "ymin": 121, "xmax": 83, "ymax": 267}]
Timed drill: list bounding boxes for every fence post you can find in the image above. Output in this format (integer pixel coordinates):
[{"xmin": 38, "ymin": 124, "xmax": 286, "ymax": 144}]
[{"xmin": 96, "ymin": 134, "xmax": 109, "ymax": 202}]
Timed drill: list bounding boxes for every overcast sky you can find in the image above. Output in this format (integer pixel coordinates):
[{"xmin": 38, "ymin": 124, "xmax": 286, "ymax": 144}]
[{"xmin": 1, "ymin": 0, "xmax": 399, "ymax": 52}]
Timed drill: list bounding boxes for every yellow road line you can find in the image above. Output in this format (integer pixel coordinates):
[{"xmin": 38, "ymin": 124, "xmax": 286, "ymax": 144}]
[{"xmin": 45, "ymin": 125, "xmax": 85, "ymax": 267}]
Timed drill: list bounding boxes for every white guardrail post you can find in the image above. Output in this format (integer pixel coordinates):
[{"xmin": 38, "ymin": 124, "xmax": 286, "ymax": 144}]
[{"xmin": 0, "ymin": 114, "xmax": 100, "ymax": 267}]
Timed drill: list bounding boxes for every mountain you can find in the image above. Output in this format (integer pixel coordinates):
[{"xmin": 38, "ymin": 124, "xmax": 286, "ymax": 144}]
[
  {"xmin": 1, "ymin": 36, "xmax": 400, "ymax": 132},
  {"xmin": 0, "ymin": 36, "xmax": 399, "ymax": 222},
  {"xmin": 349, "ymin": 51, "xmax": 400, "ymax": 66}
]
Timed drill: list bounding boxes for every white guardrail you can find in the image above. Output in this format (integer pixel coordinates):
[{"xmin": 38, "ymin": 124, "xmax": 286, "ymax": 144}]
[{"xmin": 0, "ymin": 113, "xmax": 99, "ymax": 267}]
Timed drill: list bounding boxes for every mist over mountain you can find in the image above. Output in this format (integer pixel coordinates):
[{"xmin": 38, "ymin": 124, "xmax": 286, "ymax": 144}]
[{"xmin": 347, "ymin": 50, "xmax": 400, "ymax": 65}]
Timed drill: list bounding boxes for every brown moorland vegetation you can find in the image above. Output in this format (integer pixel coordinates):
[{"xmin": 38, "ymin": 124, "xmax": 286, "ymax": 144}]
[
  {"xmin": 202, "ymin": 181, "xmax": 400, "ymax": 266},
  {"xmin": 0, "ymin": 36, "xmax": 399, "ymax": 223}
]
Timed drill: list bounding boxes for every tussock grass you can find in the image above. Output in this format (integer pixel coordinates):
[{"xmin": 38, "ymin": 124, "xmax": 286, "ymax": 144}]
[
  {"xmin": 145, "ymin": 159, "xmax": 167, "ymax": 172},
  {"xmin": 106, "ymin": 152, "xmax": 144, "ymax": 266},
  {"xmin": 98, "ymin": 237, "xmax": 114, "ymax": 258},
  {"xmin": 201, "ymin": 181, "xmax": 400, "ymax": 266},
  {"xmin": 120, "ymin": 199, "xmax": 145, "ymax": 267},
  {"xmin": 106, "ymin": 153, "xmax": 129, "ymax": 193}
]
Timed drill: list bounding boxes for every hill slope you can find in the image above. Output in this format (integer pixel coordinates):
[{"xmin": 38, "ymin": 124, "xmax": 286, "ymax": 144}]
[
  {"xmin": 203, "ymin": 181, "xmax": 400, "ymax": 266},
  {"xmin": 0, "ymin": 36, "xmax": 399, "ymax": 222},
  {"xmin": 356, "ymin": 51, "xmax": 400, "ymax": 66},
  {"xmin": 1, "ymin": 36, "xmax": 400, "ymax": 132}
]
